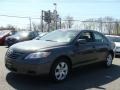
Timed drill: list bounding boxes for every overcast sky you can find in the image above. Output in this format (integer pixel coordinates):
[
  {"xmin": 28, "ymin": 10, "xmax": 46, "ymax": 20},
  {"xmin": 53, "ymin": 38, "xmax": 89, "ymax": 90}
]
[{"xmin": 0, "ymin": 0, "xmax": 120, "ymax": 28}]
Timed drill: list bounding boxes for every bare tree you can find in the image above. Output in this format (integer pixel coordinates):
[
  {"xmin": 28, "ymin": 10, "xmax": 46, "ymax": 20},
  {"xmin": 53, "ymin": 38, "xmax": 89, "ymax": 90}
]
[
  {"xmin": 0, "ymin": 25, "xmax": 16, "ymax": 31},
  {"xmin": 102, "ymin": 17, "xmax": 115, "ymax": 34},
  {"xmin": 64, "ymin": 16, "xmax": 74, "ymax": 28},
  {"xmin": 82, "ymin": 18, "xmax": 96, "ymax": 30}
]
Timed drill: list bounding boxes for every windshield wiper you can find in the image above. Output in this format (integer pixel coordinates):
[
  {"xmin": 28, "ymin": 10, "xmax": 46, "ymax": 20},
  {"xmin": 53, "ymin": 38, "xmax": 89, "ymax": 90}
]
[
  {"xmin": 35, "ymin": 38, "xmax": 40, "ymax": 40},
  {"xmin": 45, "ymin": 40, "xmax": 57, "ymax": 42}
]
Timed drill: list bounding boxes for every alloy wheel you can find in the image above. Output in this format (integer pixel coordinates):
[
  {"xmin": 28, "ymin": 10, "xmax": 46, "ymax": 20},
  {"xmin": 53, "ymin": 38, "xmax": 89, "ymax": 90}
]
[
  {"xmin": 55, "ymin": 62, "xmax": 68, "ymax": 81},
  {"xmin": 106, "ymin": 54, "xmax": 113, "ymax": 67}
]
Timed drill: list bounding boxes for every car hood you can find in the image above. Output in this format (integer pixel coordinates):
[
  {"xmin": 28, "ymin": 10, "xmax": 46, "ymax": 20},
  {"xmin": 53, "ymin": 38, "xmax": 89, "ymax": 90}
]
[
  {"xmin": 10, "ymin": 40, "xmax": 67, "ymax": 52},
  {"xmin": 7, "ymin": 35, "xmax": 20, "ymax": 39},
  {"xmin": 7, "ymin": 35, "xmax": 29, "ymax": 41},
  {"xmin": 8, "ymin": 35, "xmax": 18, "ymax": 38},
  {"xmin": 114, "ymin": 42, "xmax": 120, "ymax": 47}
]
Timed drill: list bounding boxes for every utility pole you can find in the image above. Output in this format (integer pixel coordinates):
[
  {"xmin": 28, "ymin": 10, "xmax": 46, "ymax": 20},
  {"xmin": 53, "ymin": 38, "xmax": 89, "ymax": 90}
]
[
  {"xmin": 99, "ymin": 21, "xmax": 103, "ymax": 33},
  {"xmin": 116, "ymin": 22, "xmax": 119, "ymax": 35},
  {"xmin": 60, "ymin": 18, "xmax": 61, "ymax": 29},
  {"xmin": 29, "ymin": 17, "xmax": 32, "ymax": 31},
  {"xmin": 41, "ymin": 10, "xmax": 44, "ymax": 32},
  {"xmin": 47, "ymin": 10, "xmax": 51, "ymax": 32},
  {"xmin": 68, "ymin": 20, "xmax": 71, "ymax": 28},
  {"xmin": 53, "ymin": 3, "xmax": 57, "ymax": 29}
]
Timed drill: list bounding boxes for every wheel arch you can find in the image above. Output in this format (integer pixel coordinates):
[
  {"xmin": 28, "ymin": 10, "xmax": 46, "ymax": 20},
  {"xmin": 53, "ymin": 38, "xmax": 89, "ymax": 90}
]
[
  {"xmin": 108, "ymin": 50, "xmax": 114, "ymax": 59},
  {"xmin": 51, "ymin": 55, "xmax": 72, "ymax": 69}
]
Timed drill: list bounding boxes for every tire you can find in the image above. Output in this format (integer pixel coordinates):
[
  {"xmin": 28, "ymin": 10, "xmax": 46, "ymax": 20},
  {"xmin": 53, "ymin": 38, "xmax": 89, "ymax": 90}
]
[
  {"xmin": 104, "ymin": 53, "xmax": 113, "ymax": 67},
  {"xmin": 50, "ymin": 58, "xmax": 71, "ymax": 82}
]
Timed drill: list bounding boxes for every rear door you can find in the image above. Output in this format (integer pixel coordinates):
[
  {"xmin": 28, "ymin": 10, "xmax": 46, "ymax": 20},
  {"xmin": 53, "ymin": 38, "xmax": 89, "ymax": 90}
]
[{"xmin": 93, "ymin": 32, "xmax": 109, "ymax": 61}]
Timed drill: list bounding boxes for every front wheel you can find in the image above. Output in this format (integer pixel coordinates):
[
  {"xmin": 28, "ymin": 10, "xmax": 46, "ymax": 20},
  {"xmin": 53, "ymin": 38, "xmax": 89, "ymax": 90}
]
[
  {"xmin": 50, "ymin": 58, "xmax": 70, "ymax": 82},
  {"xmin": 105, "ymin": 54, "xmax": 113, "ymax": 67}
]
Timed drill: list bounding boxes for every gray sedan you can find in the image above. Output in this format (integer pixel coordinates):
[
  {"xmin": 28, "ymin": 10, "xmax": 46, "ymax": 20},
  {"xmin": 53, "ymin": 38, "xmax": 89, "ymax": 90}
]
[{"xmin": 5, "ymin": 29, "xmax": 114, "ymax": 82}]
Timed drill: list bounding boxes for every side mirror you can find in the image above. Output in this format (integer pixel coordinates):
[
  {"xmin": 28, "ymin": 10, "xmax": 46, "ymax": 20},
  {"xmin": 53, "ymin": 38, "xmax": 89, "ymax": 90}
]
[{"xmin": 77, "ymin": 39, "xmax": 87, "ymax": 44}]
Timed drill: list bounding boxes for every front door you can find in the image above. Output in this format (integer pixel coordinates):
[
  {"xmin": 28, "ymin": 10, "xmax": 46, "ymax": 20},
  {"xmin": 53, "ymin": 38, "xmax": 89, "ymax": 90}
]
[{"xmin": 73, "ymin": 31, "xmax": 97, "ymax": 66}]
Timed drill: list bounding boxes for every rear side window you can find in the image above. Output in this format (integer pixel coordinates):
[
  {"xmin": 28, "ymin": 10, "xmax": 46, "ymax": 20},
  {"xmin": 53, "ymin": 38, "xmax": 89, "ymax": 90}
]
[{"xmin": 94, "ymin": 32, "xmax": 107, "ymax": 43}]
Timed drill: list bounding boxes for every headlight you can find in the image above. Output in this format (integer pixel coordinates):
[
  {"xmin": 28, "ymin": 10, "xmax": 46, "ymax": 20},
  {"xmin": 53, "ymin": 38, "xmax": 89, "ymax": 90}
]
[
  {"xmin": 115, "ymin": 47, "xmax": 120, "ymax": 51},
  {"xmin": 16, "ymin": 37, "xmax": 20, "ymax": 40},
  {"xmin": 25, "ymin": 52, "xmax": 51, "ymax": 59}
]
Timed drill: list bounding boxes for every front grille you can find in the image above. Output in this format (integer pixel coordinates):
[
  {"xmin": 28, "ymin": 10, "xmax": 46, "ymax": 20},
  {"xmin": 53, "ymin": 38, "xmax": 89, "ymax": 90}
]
[
  {"xmin": 8, "ymin": 38, "xmax": 17, "ymax": 43},
  {"xmin": 7, "ymin": 50, "xmax": 24, "ymax": 59},
  {"xmin": 8, "ymin": 38, "xmax": 13, "ymax": 41},
  {"xmin": 116, "ymin": 47, "xmax": 120, "ymax": 49},
  {"xmin": 116, "ymin": 47, "xmax": 120, "ymax": 52}
]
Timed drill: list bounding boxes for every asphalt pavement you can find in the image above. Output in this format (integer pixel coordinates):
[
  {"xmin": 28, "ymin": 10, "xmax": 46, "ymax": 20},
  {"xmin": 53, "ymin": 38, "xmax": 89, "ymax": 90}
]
[{"xmin": 0, "ymin": 46, "xmax": 120, "ymax": 90}]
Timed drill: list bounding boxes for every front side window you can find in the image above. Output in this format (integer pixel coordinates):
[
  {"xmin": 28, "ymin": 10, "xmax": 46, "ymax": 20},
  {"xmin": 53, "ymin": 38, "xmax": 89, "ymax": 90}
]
[{"xmin": 79, "ymin": 31, "xmax": 94, "ymax": 42}]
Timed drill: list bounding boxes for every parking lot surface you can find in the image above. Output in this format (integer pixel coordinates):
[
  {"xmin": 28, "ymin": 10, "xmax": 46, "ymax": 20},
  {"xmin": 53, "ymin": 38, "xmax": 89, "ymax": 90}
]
[{"xmin": 0, "ymin": 46, "xmax": 120, "ymax": 90}]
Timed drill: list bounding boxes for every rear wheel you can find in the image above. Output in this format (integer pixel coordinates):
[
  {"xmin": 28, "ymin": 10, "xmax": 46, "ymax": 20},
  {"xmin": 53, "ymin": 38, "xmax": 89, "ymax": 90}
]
[
  {"xmin": 50, "ymin": 58, "xmax": 71, "ymax": 82},
  {"xmin": 105, "ymin": 54, "xmax": 113, "ymax": 67}
]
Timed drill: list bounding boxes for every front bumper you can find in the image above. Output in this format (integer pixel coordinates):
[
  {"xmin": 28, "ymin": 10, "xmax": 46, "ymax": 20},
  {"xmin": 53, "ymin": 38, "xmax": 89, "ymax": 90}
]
[
  {"xmin": 115, "ymin": 52, "xmax": 120, "ymax": 55},
  {"xmin": 115, "ymin": 48, "xmax": 120, "ymax": 55},
  {"xmin": 5, "ymin": 39, "xmax": 18, "ymax": 46},
  {"xmin": 0, "ymin": 39, "xmax": 4, "ymax": 45},
  {"xmin": 5, "ymin": 58, "xmax": 52, "ymax": 75}
]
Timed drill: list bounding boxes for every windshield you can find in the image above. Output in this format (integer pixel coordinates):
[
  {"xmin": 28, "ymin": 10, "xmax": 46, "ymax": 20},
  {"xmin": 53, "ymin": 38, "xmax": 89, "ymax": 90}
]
[
  {"xmin": 0, "ymin": 31, "xmax": 10, "ymax": 37},
  {"xmin": 39, "ymin": 30, "xmax": 79, "ymax": 43},
  {"xmin": 34, "ymin": 33, "xmax": 47, "ymax": 40},
  {"xmin": 107, "ymin": 36, "xmax": 120, "ymax": 42}
]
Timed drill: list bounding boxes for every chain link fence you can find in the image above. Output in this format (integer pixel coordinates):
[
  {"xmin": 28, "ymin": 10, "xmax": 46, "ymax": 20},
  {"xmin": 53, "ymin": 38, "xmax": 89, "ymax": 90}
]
[
  {"xmin": 60, "ymin": 20, "xmax": 120, "ymax": 35},
  {"xmin": 0, "ymin": 15, "xmax": 120, "ymax": 35}
]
